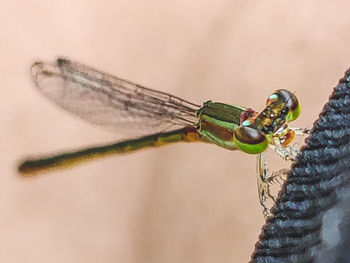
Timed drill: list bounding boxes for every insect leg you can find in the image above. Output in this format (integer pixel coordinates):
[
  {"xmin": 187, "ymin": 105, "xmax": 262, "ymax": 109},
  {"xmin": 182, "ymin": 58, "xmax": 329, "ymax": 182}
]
[
  {"xmin": 256, "ymin": 152, "xmax": 277, "ymax": 218},
  {"xmin": 289, "ymin": 127, "xmax": 311, "ymax": 136},
  {"xmin": 268, "ymin": 143, "xmax": 298, "ymax": 161},
  {"xmin": 256, "ymin": 152, "xmax": 290, "ymax": 218}
]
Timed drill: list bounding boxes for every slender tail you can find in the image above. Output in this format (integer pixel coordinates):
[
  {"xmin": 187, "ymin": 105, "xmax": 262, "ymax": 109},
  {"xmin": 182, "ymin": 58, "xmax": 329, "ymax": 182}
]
[{"xmin": 18, "ymin": 126, "xmax": 201, "ymax": 176}]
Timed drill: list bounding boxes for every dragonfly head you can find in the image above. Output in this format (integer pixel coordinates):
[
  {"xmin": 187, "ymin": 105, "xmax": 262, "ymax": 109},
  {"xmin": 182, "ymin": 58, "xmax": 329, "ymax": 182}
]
[
  {"xmin": 250, "ymin": 89, "xmax": 300, "ymax": 135},
  {"xmin": 266, "ymin": 89, "xmax": 300, "ymax": 123},
  {"xmin": 233, "ymin": 89, "xmax": 300, "ymax": 153}
]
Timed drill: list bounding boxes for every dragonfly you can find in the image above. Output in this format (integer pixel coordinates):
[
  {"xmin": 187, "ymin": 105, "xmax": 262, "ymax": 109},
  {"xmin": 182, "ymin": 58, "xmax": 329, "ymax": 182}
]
[{"xmin": 18, "ymin": 58, "xmax": 310, "ymax": 217}]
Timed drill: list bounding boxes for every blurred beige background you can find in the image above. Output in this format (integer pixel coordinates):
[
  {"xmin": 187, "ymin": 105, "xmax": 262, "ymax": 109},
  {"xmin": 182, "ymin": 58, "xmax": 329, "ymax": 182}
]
[{"xmin": 1, "ymin": 1, "xmax": 350, "ymax": 262}]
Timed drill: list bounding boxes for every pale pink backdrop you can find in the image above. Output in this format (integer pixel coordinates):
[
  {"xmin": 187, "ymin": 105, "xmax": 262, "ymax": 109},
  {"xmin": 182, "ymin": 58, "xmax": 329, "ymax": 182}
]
[{"xmin": 1, "ymin": 1, "xmax": 350, "ymax": 262}]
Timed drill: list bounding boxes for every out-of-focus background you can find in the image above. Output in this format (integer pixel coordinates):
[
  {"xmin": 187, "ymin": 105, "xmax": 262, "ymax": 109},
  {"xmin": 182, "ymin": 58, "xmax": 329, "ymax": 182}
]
[{"xmin": 1, "ymin": 1, "xmax": 350, "ymax": 262}]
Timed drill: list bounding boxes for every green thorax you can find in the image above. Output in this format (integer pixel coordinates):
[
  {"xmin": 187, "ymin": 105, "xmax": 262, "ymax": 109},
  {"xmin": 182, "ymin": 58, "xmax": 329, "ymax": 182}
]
[{"xmin": 196, "ymin": 101, "xmax": 247, "ymax": 150}]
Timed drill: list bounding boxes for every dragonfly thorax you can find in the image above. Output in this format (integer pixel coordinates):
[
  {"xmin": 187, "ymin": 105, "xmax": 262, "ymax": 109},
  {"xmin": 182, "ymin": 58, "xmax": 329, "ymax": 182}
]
[{"xmin": 196, "ymin": 101, "xmax": 246, "ymax": 150}]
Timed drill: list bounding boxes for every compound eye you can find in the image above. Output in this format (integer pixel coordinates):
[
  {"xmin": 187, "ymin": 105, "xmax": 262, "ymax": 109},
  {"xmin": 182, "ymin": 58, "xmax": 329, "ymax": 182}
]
[
  {"xmin": 272, "ymin": 89, "xmax": 300, "ymax": 121},
  {"xmin": 266, "ymin": 93, "xmax": 278, "ymax": 106},
  {"xmin": 233, "ymin": 126, "xmax": 268, "ymax": 154}
]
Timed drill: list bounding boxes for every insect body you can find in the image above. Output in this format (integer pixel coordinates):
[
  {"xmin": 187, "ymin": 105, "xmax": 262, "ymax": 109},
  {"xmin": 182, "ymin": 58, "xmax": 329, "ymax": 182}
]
[{"xmin": 18, "ymin": 58, "xmax": 309, "ymax": 217}]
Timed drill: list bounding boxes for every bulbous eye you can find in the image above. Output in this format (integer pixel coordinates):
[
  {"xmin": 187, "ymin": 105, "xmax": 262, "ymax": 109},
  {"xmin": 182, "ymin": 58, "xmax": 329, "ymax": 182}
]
[
  {"xmin": 242, "ymin": 119, "xmax": 253, "ymax": 126},
  {"xmin": 266, "ymin": 93, "xmax": 279, "ymax": 106},
  {"xmin": 269, "ymin": 89, "xmax": 300, "ymax": 122},
  {"xmin": 233, "ymin": 126, "xmax": 268, "ymax": 154}
]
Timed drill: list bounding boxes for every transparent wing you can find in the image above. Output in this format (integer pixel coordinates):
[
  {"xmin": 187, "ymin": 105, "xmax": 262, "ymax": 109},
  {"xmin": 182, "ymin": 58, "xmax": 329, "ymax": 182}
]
[{"xmin": 31, "ymin": 58, "xmax": 201, "ymax": 136}]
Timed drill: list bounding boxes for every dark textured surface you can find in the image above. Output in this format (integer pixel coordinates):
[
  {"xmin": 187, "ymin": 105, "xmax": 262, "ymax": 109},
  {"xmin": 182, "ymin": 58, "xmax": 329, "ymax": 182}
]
[{"xmin": 251, "ymin": 70, "xmax": 350, "ymax": 263}]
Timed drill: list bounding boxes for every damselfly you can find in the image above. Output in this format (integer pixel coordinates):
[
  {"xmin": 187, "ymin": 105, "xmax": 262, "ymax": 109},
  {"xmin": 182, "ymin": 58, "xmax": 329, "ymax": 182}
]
[{"xmin": 18, "ymin": 58, "xmax": 310, "ymax": 217}]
